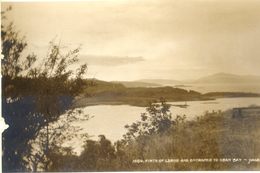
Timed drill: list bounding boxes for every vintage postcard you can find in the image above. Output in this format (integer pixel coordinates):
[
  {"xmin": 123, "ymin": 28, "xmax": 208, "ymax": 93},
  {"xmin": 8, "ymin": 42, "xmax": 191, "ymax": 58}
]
[{"xmin": 1, "ymin": 0, "xmax": 260, "ymax": 172}]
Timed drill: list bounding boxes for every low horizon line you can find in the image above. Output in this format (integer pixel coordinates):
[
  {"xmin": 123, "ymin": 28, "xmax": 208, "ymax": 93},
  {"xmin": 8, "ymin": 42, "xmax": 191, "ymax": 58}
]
[{"xmin": 85, "ymin": 72, "xmax": 260, "ymax": 82}]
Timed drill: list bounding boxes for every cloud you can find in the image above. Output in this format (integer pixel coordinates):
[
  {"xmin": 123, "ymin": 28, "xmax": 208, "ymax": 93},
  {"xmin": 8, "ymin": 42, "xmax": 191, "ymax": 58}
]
[
  {"xmin": 4, "ymin": 1, "xmax": 260, "ymax": 80},
  {"xmin": 79, "ymin": 55, "xmax": 144, "ymax": 66}
]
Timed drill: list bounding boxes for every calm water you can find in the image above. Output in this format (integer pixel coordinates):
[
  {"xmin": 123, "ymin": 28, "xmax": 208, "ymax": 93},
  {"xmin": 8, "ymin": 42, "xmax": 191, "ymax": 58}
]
[
  {"xmin": 63, "ymin": 97, "xmax": 260, "ymax": 154},
  {"xmin": 174, "ymin": 83, "xmax": 260, "ymax": 93}
]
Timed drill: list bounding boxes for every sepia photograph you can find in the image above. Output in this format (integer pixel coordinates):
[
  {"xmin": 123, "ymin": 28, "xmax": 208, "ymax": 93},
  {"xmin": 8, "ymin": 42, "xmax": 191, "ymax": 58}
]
[{"xmin": 1, "ymin": 0, "xmax": 260, "ymax": 172}]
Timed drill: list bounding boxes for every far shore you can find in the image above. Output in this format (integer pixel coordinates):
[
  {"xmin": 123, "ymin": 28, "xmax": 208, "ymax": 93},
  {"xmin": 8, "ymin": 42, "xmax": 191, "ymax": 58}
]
[
  {"xmin": 74, "ymin": 80, "xmax": 260, "ymax": 107},
  {"xmin": 74, "ymin": 94, "xmax": 260, "ymax": 108}
]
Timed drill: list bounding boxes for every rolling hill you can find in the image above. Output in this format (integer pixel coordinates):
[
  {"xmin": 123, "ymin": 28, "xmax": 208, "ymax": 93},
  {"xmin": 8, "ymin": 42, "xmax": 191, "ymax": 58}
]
[
  {"xmin": 112, "ymin": 73, "xmax": 260, "ymax": 93},
  {"xmin": 193, "ymin": 73, "xmax": 260, "ymax": 84},
  {"xmin": 111, "ymin": 81, "xmax": 161, "ymax": 88},
  {"xmin": 115, "ymin": 73, "xmax": 260, "ymax": 87}
]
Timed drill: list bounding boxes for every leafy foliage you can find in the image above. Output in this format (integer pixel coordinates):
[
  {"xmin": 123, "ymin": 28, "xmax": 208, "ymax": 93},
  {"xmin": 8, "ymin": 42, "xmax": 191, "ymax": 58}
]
[
  {"xmin": 46, "ymin": 135, "xmax": 117, "ymax": 171},
  {"xmin": 124, "ymin": 99, "xmax": 174, "ymax": 141},
  {"xmin": 25, "ymin": 109, "xmax": 90, "ymax": 171},
  {"xmin": 18, "ymin": 102, "xmax": 260, "ymax": 171},
  {"xmin": 1, "ymin": 7, "xmax": 87, "ymax": 171}
]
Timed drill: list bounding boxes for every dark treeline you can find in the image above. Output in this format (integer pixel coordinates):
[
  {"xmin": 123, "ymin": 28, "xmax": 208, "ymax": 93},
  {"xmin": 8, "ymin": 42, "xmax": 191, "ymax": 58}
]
[
  {"xmin": 75, "ymin": 79, "xmax": 260, "ymax": 107},
  {"xmin": 2, "ymin": 6, "xmax": 260, "ymax": 172}
]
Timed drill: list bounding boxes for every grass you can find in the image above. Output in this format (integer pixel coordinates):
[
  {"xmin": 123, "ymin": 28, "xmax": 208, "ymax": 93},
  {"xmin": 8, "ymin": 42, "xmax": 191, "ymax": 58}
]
[
  {"xmin": 48, "ymin": 108, "xmax": 260, "ymax": 171},
  {"xmin": 120, "ymin": 110, "xmax": 260, "ymax": 171}
]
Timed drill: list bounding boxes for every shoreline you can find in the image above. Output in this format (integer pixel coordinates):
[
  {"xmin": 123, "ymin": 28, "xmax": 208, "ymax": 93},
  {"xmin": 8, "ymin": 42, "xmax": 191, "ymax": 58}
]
[{"xmin": 73, "ymin": 95, "xmax": 260, "ymax": 108}]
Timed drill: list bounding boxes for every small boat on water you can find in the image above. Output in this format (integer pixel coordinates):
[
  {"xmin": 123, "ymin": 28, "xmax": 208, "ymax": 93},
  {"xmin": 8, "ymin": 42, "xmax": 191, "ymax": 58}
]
[{"xmin": 171, "ymin": 101, "xmax": 189, "ymax": 108}]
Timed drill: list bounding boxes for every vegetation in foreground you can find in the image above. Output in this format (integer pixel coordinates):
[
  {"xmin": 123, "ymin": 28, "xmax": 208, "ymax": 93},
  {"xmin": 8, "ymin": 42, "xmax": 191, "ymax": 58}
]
[
  {"xmin": 1, "ymin": 8, "xmax": 88, "ymax": 171},
  {"xmin": 36, "ymin": 101, "xmax": 260, "ymax": 171},
  {"xmin": 2, "ymin": 6, "xmax": 260, "ymax": 172}
]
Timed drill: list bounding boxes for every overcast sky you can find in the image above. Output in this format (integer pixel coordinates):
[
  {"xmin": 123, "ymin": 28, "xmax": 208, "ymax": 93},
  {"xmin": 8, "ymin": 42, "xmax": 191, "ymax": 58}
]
[{"xmin": 2, "ymin": 0, "xmax": 260, "ymax": 81}]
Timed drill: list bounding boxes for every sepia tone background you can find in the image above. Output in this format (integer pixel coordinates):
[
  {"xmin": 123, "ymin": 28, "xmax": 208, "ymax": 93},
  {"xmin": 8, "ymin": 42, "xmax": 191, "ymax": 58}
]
[
  {"xmin": 1, "ymin": 0, "xmax": 260, "ymax": 172},
  {"xmin": 2, "ymin": 0, "xmax": 260, "ymax": 81}
]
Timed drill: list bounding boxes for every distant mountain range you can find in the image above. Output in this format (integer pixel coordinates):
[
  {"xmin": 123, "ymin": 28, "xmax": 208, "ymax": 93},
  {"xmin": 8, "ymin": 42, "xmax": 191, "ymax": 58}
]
[
  {"xmin": 193, "ymin": 73, "xmax": 260, "ymax": 84},
  {"xmin": 112, "ymin": 81, "xmax": 161, "ymax": 88},
  {"xmin": 135, "ymin": 79, "xmax": 181, "ymax": 85},
  {"xmin": 113, "ymin": 73, "xmax": 260, "ymax": 87}
]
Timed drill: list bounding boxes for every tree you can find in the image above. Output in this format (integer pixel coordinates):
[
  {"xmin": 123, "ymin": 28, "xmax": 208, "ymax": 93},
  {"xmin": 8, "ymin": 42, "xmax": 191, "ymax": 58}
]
[
  {"xmin": 124, "ymin": 99, "xmax": 174, "ymax": 141},
  {"xmin": 77, "ymin": 135, "xmax": 116, "ymax": 171},
  {"xmin": 25, "ymin": 109, "xmax": 89, "ymax": 171},
  {"xmin": 119, "ymin": 99, "xmax": 175, "ymax": 161},
  {"xmin": 1, "ymin": 7, "xmax": 88, "ymax": 171}
]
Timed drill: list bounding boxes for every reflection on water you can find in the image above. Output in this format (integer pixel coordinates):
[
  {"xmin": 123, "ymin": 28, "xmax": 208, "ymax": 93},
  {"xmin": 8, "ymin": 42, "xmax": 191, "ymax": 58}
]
[{"xmin": 64, "ymin": 97, "xmax": 260, "ymax": 154}]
